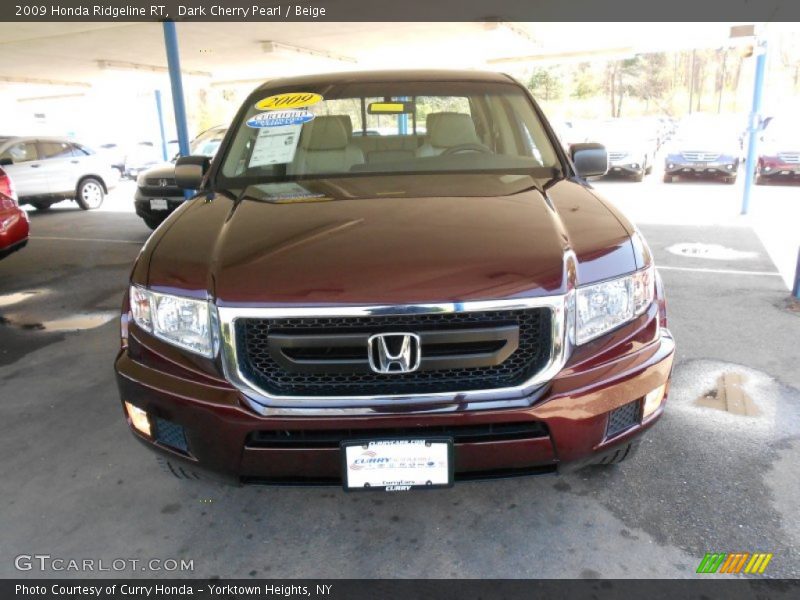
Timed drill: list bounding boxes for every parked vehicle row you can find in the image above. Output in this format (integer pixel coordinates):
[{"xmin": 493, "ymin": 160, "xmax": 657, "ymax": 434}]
[{"xmin": 0, "ymin": 136, "xmax": 118, "ymax": 210}]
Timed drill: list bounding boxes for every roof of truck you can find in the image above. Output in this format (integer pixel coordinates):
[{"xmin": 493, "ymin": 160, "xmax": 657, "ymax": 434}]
[{"xmin": 254, "ymin": 69, "xmax": 516, "ymax": 93}]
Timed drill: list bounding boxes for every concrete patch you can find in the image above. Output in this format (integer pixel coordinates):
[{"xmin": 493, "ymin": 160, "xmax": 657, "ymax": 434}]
[
  {"xmin": 696, "ymin": 372, "xmax": 760, "ymax": 416},
  {"xmin": 669, "ymin": 360, "xmax": 798, "ymax": 438}
]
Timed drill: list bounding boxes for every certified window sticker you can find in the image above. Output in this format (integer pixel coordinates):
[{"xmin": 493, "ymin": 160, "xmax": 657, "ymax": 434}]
[{"xmin": 246, "ymin": 109, "xmax": 315, "ymax": 129}]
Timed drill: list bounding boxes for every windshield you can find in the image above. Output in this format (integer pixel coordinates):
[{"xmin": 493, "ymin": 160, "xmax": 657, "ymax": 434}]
[
  {"xmin": 218, "ymin": 80, "xmax": 560, "ymax": 186},
  {"xmin": 191, "ymin": 127, "xmax": 226, "ymax": 157}
]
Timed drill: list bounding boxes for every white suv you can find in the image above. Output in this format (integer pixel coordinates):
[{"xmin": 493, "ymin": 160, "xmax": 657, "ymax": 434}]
[{"xmin": 0, "ymin": 136, "xmax": 118, "ymax": 210}]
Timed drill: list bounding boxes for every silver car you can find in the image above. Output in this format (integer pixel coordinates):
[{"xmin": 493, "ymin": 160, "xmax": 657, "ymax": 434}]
[{"xmin": 0, "ymin": 136, "xmax": 118, "ymax": 210}]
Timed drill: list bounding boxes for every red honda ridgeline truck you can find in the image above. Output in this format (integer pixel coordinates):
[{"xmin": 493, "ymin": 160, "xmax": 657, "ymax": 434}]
[{"xmin": 115, "ymin": 71, "xmax": 673, "ymax": 490}]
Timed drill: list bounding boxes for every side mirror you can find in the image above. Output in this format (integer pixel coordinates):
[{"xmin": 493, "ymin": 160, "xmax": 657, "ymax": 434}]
[
  {"xmin": 0, "ymin": 158, "xmax": 13, "ymax": 167},
  {"xmin": 570, "ymin": 142, "xmax": 608, "ymax": 179},
  {"xmin": 174, "ymin": 155, "xmax": 210, "ymax": 189}
]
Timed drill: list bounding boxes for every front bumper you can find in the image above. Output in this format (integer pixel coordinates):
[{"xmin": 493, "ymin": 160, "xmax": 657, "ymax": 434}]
[
  {"xmin": 608, "ymin": 162, "xmax": 643, "ymax": 176},
  {"xmin": 115, "ymin": 319, "xmax": 675, "ymax": 485},
  {"xmin": 758, "ymin": 159, "xmax": 800, "ymax": 179},
  {"xmin": 665, "ymin": 158, "xmax": 739, "ymax": 176},
  {"xmin": 134, "ymin": 188, "xmax": 185, "ymax": 222}
]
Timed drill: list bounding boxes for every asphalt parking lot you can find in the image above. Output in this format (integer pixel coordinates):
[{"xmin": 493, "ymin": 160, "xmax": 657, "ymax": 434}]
[{"xmin": 1, "ymin": 176, "xmax": 799, "ymax": 579}]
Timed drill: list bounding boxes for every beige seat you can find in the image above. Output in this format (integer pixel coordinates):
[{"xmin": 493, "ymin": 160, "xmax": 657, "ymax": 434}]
[
  {"xmin": 294, "ymin": 116, "xmax": 364, "ymax": 174},
  {"xmin": 416, "ymin": 112, "xmax": 482, "ymax": 157}
]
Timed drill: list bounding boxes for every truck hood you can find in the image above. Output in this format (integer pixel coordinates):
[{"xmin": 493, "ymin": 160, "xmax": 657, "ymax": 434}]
[{"xmin": 141, "ymin": 173, "xmax": 636, "ymax": 305}]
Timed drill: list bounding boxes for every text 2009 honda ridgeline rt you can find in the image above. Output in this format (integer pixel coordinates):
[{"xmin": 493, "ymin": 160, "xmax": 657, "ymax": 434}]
[{"xmin": 115, "ymin": 71, "xmax": 674, "ymax": 490}]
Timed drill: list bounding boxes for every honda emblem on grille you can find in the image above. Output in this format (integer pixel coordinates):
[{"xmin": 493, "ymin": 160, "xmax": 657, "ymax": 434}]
[
  {"xmin": 367, "ymin": 333, "xmax": 421, "ymax": 374},
  {"xmin": 159, "ymin": 178, "xmax": 169, "ymax": 187}
]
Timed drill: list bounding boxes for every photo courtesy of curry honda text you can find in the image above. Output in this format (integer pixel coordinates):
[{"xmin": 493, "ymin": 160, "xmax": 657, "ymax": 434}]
[{"xmin": 114, "ymin": 70, "xmax": 674, "ymax": 491}]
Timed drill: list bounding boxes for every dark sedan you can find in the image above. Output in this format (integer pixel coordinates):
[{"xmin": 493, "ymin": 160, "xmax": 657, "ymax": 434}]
[{"xmin": 134, "ymin": 127, "xmax": 226, "ymax": 229}]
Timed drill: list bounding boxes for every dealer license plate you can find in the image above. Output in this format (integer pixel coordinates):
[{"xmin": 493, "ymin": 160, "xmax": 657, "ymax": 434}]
[
  {"xmin": 150, "ymin": 198, "xmax": 169, "ymax": 210},
  {"xmin": 342, "ymin": 439, "xmax": 453, "ymax": 491}
]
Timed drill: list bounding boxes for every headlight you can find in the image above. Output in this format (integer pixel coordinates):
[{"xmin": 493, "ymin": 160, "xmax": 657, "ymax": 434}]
[
  {"xmin": 575, "ymin": 267, "xmax": 654, "ymax": 344},
  {"xmin": 128, "ymin": 285, "xmax": 218, "ymax": 357}
]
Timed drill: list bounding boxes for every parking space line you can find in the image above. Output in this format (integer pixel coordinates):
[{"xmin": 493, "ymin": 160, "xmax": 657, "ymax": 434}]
[
  {"xmin": 31, "ymin": 236, "xmax": 144, "ymax": 245},
  {"xmin": 657, "ymin": 265, "xmax": 783, "ymax": 277}
]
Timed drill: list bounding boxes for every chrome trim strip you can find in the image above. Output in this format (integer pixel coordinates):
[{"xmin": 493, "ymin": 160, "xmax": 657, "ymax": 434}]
[{"xmin": 217, "ymin": 294, "xmax": 573, "ymax": 416}]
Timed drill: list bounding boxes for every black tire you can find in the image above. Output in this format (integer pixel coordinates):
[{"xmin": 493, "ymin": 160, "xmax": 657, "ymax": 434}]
[
  {"xmin": 157, "ymin": 456, "xmax": 202, "ymax": 481},
  {"xmin": 724, "ymin": 175, "xmax": 737, "ymax": 185},
  {"xmin": 143, "ymin": 217, "xmax": 162, "ymax": 230},
  {"xmin": 632, "ymin": 169, "xmax": 644, "ymax": 182},
  {"xmin": 32, "ymin": 202, "xmax": 52, "ymax": 211},
  {"xmin": 645, "ymin": 160, "xmax": 653, "ymax": 175},
  {"xmin": 663, "ymin": 174, "xmax": 674, "ymax": 183},
  {"xmin": 75, "ymin": 177, "xmax": 105, "ymax": 210},
  {"xmin": 755, "ymin": 174, "xmax": 765, "ymax": 185}
]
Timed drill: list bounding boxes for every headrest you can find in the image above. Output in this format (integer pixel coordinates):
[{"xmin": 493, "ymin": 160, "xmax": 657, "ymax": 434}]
[
  {"xmin": 301, "ymin": 116, "xmax": 349, "ymax": 151},
  {"xmin": 427, "ymin": 112, "xmax": 480, "ymax": 148},
  {"xmin": 331, "ymin": 115, "xmax": 353, "ymax": 138}
]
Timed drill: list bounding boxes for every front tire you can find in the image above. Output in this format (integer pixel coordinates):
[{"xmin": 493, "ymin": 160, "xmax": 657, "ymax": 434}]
[
  {"xmin": 32, "ymin": 202, "xmax": 52, "ymax": 211},
  {"xmin": 724, "ymin": 175, "xmax": 737, "ymax": 185},
  {"xmin": 76, "ymin": 177, "xmax": 104, "ymax": 210},
  {"xmin": 663, "ymin": 174, "xmax": 674, "ymax": 183}
]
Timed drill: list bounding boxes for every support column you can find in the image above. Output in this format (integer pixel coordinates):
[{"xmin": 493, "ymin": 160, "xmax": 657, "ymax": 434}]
[
  {"xmin": 162, "ymin": 21, "xmax": 191, "ymax": 158},
  {"xmin": 741, "ymin": 40, "xmax": 767, "ymax": 216}
]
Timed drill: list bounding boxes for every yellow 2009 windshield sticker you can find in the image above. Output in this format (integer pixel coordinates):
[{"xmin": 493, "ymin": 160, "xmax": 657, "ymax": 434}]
[{"xmin": 255, "ymin": 92, "xmax": 323, "ymax": 111}]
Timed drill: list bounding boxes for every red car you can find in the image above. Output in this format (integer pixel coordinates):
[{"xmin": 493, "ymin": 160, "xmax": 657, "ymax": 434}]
[
  {"xmin": 756, "ymin": 119, "xmax": 800, "ymax": 184},
  {"xmin": 115, "ymin": 71, "xmax": 674, "ymax": 490},
  {"xmin": 0, "ymin": 166, "xmax": 29, "ymax": 259}
]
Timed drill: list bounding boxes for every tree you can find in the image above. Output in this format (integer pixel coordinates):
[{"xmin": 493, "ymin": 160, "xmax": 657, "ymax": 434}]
[
  {"xmin": 571, "ymin": 62, "xmax": 598, "ymax": 100},
  {"xmin": 527, "ymin": 67, "xmax": 563, "ymax": 102},
  {"xmin": 631, "ymin": 53, "xmax": 670, "ymax": 112},
  {"xmin": 605, "ymin": 57, "xmax": 640, "ymax": 117}
]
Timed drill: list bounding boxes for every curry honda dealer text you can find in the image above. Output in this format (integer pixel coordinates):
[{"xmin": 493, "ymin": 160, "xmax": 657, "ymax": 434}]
[{"xmin": 15, "ymin": 584, "xmax": 331, "ymax": 597}]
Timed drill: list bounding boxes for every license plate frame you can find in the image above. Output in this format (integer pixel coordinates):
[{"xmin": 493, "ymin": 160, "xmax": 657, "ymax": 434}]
[
  {"xmin": 150, "ymin": 198, "xmax": 169, "ymax": 211},
  {"xmin": 341, "ymin": 438, "xmax": 454, "ymax": 492}
]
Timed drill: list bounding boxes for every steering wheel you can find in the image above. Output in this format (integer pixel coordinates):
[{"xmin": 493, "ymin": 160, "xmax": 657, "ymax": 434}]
[{"xmin": 441, "ymin": 143, "xmax": 493, "ymax": 156}]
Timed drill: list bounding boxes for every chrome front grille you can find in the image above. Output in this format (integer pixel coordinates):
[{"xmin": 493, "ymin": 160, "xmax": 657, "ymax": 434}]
[
  {"xmin": 682, "ymin": 151, "xmax": 720, "ymax": 162},
  {"xmin": 235, "ymin": 309, "xmax": 552, "ymax": 397},
  {"xmin": 217, "ymin": 296, "xmax": 570, "ymax": 414}
]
